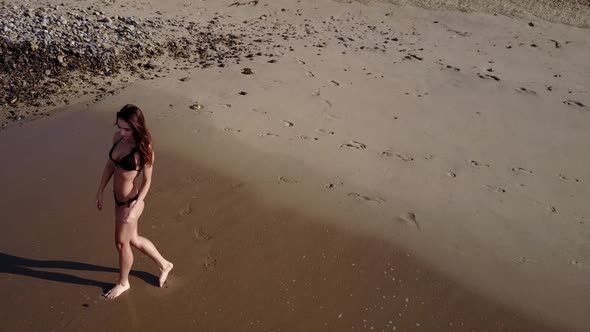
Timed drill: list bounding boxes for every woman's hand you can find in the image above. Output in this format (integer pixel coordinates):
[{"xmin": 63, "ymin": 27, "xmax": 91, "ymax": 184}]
[
  {"xmin": 123, "ymin": 200, "xmax": 144, "ymax": 223},
  {"xmin": 96, "ymin": 192, "xmax": 103, "ymax": 211}
]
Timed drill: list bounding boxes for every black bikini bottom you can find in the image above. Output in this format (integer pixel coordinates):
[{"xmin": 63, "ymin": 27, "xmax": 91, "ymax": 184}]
[{"xmin": 114, "ymin": 192, "xmax": 139, "ymax": 208}]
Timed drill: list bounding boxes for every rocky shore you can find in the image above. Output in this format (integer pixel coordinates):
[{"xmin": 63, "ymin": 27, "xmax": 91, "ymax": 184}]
[{"xmin": 0, "ymin": 3, "xmax": 268, "ymax": 126}]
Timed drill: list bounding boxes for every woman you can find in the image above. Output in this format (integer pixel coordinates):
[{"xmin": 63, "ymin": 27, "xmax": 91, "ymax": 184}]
[{"xmin": 95, "ymin": 104, "xmax": 173, "ymax": 299}]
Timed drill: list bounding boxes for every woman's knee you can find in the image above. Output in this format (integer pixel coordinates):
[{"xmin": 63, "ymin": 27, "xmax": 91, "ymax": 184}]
[
  {"xmin": 129, "ymin": 236, "xmax": 141, "ymax": 248},
  {"xmin": 115, "ymin": 240, "xmax": 131, "ymax": 252}
]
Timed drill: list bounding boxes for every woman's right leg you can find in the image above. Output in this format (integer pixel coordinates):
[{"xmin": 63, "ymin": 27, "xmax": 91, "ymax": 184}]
[{"xmin": 104, "ymin": 206, "xmax": 136, "ymax": 299}]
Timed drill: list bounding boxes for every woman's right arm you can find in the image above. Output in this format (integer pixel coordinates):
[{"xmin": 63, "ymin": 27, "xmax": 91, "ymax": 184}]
[
  {"xmin": 96, "ymin": 133, "xmax": 118, "ymax": 210},
  {"xmin": 95, "ymin": 159, "xmax": 115, "ymax": 209}
]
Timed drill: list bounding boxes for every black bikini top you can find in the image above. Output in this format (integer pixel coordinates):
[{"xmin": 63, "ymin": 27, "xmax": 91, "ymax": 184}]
[{"xmin": 109, "ymin": 137, "xmax": 141, "ymax": 171}]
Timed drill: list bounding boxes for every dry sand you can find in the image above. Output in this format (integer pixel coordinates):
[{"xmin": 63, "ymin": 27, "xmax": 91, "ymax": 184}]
[
  {"xmin": 374, "ymin": 0, "xmax": 590, "ymax": 28},
  {"xmin": 1, "ymin": 0, "xmax": 589, "ymax": 331}
]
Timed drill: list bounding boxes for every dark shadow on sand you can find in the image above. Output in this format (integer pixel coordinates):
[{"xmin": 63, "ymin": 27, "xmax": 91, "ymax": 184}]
[{"xmin": 0, "ymin": 252, "xmax": 158, "ymax": 293}]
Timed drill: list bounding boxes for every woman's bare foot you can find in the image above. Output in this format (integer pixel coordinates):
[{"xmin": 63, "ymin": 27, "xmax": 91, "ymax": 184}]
[
  {"xmin": 159, "ymin": 261, "xmax": 174, "ymax": 287},
  {"xmin": 104, "ymin": 282, "xmax": 130, "ymax": 299}
]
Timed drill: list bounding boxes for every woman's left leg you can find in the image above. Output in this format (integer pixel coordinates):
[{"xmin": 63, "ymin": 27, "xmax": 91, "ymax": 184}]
[
  {"xmin": 128, "ymin": 201, "xmax": 173, "ymax": 287},
  {"xmin": 130, "ymin": 235, "xmax": 174, "ymax": 287}
]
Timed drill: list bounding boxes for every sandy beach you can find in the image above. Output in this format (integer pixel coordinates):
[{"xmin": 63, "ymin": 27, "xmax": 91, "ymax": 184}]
[{"xmin": 1, "ymin": 0, "xmax": 589, "ymax": 331}]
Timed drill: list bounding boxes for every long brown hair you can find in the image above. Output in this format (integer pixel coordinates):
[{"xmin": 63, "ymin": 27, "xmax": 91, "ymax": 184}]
[{"xmin": 116, "ymin": 104, "xmax": 154, "ymax": 166}]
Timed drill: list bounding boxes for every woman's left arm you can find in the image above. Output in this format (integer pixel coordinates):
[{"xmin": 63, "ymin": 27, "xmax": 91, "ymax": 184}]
[
  {"xmin": 136, "ymin": 150, "xmax": 155, "ymax": 204},
  {"xmin": 127, "ymin": 151, "xmax": 154, "ymax": 220}
]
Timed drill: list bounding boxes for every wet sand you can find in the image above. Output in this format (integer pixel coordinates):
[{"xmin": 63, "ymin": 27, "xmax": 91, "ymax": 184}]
[{"xmin": 0, "ymin": 108, "xmax": 553, "ymax": 331}]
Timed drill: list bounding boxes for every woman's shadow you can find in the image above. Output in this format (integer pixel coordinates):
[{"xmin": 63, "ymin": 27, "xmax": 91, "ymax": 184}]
[{"xmin": 0, "ymin": 252, "xmax": 158, "ymax": 293}]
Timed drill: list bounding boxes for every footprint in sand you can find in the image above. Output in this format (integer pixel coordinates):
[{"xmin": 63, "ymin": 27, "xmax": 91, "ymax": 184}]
[
  {"xmin": 340, "ymin": 141, "xmax": 366, "ymax": 149},
  {"xmin": 259, "ymin": 132, "xmax": 279, "ymax": 137},
  {"xmin": 563, "ymin": 99, "xmax": 586, "ymax": 108},
  {"xmin": 395, "ymin": 153, "xmax": 414, "ymax": 162},
  {"xmin": 230, "ymin": 182, "xmax": 244, "ymax": 189},
  {"xmin": 278, "ymin": 176, "xmax": 298, "ymax": 184},
  {"xmin": 306, "ymin": 71, "xmax": 315, "ymax": 78},
  {"xmin": 484, "ymin": 185, "xmax": 506, "ymax": 193},
  {"xmin": 381, "ymin": 151, "xmax": 393, "ymax": 157},
  {"xmin": 178, "ymin": 201, "xmax": 193, "ymax": 217},
  {"xmin": 323, "ymin": 178, "xmax": 344, "ymax": 190},
  {"xmin": 512, "ymin": 167, "xmax": 533, "ymax": 174},
  {"xmin": 145, "ymin": 274, "xmax": 185, "ymax": 295},
  {"xmin": 477, "ymin": 73, "xmax": 500, "ymax": 81},
  {"xmin": 330, "ymin": 80, "xmax": 340, "ymax": 86},
  {"xmin": 516, "ymin": 257, "xmax": 537, "ymax": 265},
  {"xmin": 516, "ymin": 87, "xmax": 537, "ymax": 96},
  {"xmin": 347, "ymin": 192, "xmax": 385, "ymax": 204},
  {"xmin": 282, "ymin": 120, "xmax": 294, "ymax": 127},
  {"xmin": 194, "ymin": 227, "xmax": 213, "ymax": 241},
  {"xmin": 296, "ymin": 135, "xmax": 319, "ymax": 141},
  {"xmin": 469, "ymin": 160, "xmax": 490, "ymax": 168},
  {"xmin": 182, "ymin": 175, "xmax": 199, "ymax": 184},
  {"xmin": 241, "ymin": 68, "xmax": 254, "ymax": 75},
  {"xmin": 403, "ymin": 54, "xmax": 423, "ymax": 61},
  {"xmin": 189, "ymin": 102, "xmax": 204, "ymax": 110},
  {"xmin": 445, "ymin": 171, "xmax": 457, "ymax": 178},
  {"xmin": 396, "ymin": 212, "xmax": 420, "ymax": 230},
  {"xmin": 251, "ymin": 108, "xmax": 268, "ymax": 115},
  {"xmin": 435, "ymin": 60, "xmax": 460, "ymax": 72},
  {"xmin": 312, "ymin": 89, "xmax": 321, "ymax": 96},
  {"xmin": 228, "ymin": 0, "xmax": 259, "ymax": 7},
  {"xmin": 316, "ymin": 128, "xmax": 334, "ymax": 136},
  {"xmin": 189, "ymin": 103, "xmax": 212, "ymax": 115},
  {"xmin": 229, "ymin": 181, "xmax": 245, "ymax": 189},
  {"xmin": 223, "ymin": 127, "xmax": 242, "ymax": 133},
  {"xmin": 203, "ymin": 254, "xmax": 217, "ymax": 270},
  {"xmin": 444, "ymin": 64, "xmax": 460, "ymax": 72},
  {"xmin": 324, "ymin": 100, "xmax": 333, "ymax": 107},
  {"xmin": 549, "ymin": 39, "xmax": 562, "ymax": 48},
  {"xmin": 447, "ymin": 29, "xmax": 471, "ymax": 37},
  {"xmin": 219, "ymin": 103, "xmax": 232, "ymax": 108},
  {"xmin": 323, "ymin": 110, "xmax": 340, "ymax": 120},
  {"xmin": 558, "ymin": 173, "xmax": 581, "ymax": 183}
]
